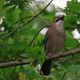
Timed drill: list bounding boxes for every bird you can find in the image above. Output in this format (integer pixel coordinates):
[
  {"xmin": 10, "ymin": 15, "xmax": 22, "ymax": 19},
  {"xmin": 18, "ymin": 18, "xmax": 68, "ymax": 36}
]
[{"xmin": 40, "ymin": 12, "xmax": 66, "ymax": 75}]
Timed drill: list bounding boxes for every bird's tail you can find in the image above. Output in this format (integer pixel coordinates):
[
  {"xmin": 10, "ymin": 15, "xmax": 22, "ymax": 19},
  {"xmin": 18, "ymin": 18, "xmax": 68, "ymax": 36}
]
[{"xmin": 40, "ymin": 59, "xmax": 52, "ymax": 75}]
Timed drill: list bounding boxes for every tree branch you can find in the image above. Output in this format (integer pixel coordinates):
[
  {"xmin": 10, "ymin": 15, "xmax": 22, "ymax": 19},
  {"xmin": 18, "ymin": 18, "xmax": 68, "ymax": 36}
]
[
  {"xmin": 0, "ymin": 47, "xmax": 80, "ymax": 68},
  {"xmin": 51, "ymin": 47, "xmax": 80, "ymax": 60},
  {"xmin": 0, "ymin": 59, "xmax": 33, "ymax": 68}
]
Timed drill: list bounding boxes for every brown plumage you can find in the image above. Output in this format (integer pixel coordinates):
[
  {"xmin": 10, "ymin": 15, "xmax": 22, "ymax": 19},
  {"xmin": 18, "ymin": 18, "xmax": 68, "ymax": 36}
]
[{"xmin": 41, "ymin": 15, "xmax": 66, "ymax": 75}]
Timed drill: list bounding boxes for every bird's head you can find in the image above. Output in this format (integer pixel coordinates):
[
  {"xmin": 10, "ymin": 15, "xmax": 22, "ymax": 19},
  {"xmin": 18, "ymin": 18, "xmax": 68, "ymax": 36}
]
[{"xmin": 55, "ymin": 12, "xmax": 66, "ymax": 22}]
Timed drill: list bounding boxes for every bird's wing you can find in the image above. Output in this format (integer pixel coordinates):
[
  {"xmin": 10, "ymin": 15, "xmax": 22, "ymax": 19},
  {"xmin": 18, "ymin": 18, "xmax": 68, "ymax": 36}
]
[{"xmin": 44, "ymin": 32, "xmax": 48, "ymax": 50}]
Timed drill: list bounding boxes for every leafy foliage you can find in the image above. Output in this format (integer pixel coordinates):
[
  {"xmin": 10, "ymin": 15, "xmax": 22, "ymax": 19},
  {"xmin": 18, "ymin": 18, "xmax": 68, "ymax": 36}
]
[
  {"xmin": 64, "ymin": 0, "xmax": 80, "ymax": 28},
  {"xmin": 0, "ymin": 0, "xmax": 80, "ymax": 80}
]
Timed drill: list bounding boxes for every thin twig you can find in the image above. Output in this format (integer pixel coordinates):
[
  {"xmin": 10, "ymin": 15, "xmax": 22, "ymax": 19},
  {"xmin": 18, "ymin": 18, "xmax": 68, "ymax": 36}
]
[
  {"xmin": 29, "ymin": 25, "xmax": 49, "ymax": 47},
  {"xmin": 61, "ymin": 71, "xmax": 67, "ymax": 80}
]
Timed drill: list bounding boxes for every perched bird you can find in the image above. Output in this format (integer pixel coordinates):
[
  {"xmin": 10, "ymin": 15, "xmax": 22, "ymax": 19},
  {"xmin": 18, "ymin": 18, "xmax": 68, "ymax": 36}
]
[{"xmin": 40, "ymin": 12, "xmax": 66, "ymax": 75}]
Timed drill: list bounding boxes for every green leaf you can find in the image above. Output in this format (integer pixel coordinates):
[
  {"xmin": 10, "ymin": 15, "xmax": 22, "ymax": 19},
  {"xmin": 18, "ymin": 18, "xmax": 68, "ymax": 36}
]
[{"xmin": 64, "ymin": 31, "xmax": 78, "ymax": 49}]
